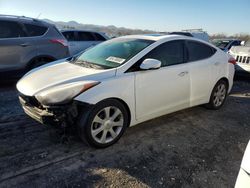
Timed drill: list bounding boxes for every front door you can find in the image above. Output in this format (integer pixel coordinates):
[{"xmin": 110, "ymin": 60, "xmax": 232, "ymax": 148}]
[{"xmin": 134, "ymin": 40, "xmax": 190, "ymax": 121}]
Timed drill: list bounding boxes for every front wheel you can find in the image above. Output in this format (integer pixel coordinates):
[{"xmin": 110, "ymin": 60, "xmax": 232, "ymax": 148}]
[
  {"xmin": 77, "ymin": 99, "xmax": 129, "ymax": 148},
  {"xmin": 205, "ymin": 80, "xmax": 228, "ymax": 110}
]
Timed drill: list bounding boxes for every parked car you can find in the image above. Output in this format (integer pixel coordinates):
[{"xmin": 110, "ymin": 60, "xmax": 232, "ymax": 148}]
[
  {"xmin": 212, "ymin": 39, "xmax": 241, "ymax": 52},
  {"xmin": 17, "ymin": 35, "xmax": 235, "ymax": 148},
  {"xmin": 61, "ymin": 30, "xmax": 108, "ymax": 56},
  {"xmin": 235, "ymin": 140, "xmax": 250, "ymax": 188},
  {"xmin": 229, "ymin": 40, "xmax": 250, "ymax": 74},
  {"xmin": 170, "ymin": 29, "xmax": 210, "ymax": 42},
  {"xmin": 0, "ymin": 15, "xmax": 70, "ymax": 80}
]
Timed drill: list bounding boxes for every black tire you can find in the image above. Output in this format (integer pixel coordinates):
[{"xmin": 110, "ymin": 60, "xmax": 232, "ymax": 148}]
[
  {"xmin": 30, "ymin": 59, "xmax": 51, "ymax": 70},
  {"xmin": 77, "ymin": 99, "xmax": 129, "ymax": 148},
  {"xmin": 205, "ymin": 80, "xmax": 228, "ymax": 110}
]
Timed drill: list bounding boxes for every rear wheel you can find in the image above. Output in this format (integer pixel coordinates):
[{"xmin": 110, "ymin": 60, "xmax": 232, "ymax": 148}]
[
  {"xmin": 205, "ymin": 80, "xmax": 228, "ymax": 110},
  {"xmin": 77, "ymin": 99, "xmax": 129, "ymax": 148}
]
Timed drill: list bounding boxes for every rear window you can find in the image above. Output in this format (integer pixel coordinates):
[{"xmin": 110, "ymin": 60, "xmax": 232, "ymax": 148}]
[
  {"xmin": 24, "ymin": 23, "xmax": 48, "ymax": 37},
  {"xmin": 62, "ymin": 31, "xmax": 76, "ymax": 41},
  {"xmin": 212, "ymin": 40, "xmax": 230, "ymax": 49},
  {"xmin": 93, "ymin": 33, "xmax": 106, "ymax": 41},
  {"xmin": 187, "ymin": 40, "xmax": 216, "ymax": 62},
  {"xmin": 77, "ymin": 32, "xmax": 95, "ymax": 41},
  {"xmin": 0, "ymin": 20, "xmax": 26, "ymax": 38}
]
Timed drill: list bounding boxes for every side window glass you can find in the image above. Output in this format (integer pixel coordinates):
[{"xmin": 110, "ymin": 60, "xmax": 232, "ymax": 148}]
[
  {"xmin": 93, "ymin": 33, "xmax": 106, "ymax": 41},
  {"xmin": 187, "ymin": 41, "xmax": 215, "ymax": 61},
  {"xmin": 62, "ymin": 31, "xmax": 75, "ymax": 41},
  {"xmin": 232, "ymin": 41, "xmax": 240, "ymax": 46},
  {"xmin": 77, "ymin": 32, "xmax": 95, "ymax": 41},
  {"xmin": 143, "ymin": 40, "xmax": 185, "ymax": 67},
  {"xmin": 23, "ymin": 23, "xmax": 47, "ymax": 37},
  {"xmin": 0, "ymin": 21, "xmax": 26, "ymax": 38}
]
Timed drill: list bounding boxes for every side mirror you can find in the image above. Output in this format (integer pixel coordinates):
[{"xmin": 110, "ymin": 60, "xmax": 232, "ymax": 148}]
[{"xmin": 140, "ymin": 59, "xmax": 161, "ymax": 70}]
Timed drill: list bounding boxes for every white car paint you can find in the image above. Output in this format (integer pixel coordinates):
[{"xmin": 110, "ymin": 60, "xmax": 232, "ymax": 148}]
[
  {"xmin": 17, "ymin": 61, "xmax": 115, "ymax": 96},
  {"xmin": 235, "ymin": 140, "xmax": 250, "ymax": 188},
  {"xmin": 17, "ymin": 34, "xmax": 235, "ymax": 128}
]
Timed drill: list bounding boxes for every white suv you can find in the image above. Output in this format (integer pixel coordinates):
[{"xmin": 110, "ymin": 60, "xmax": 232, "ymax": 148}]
[
  {"xmin": 17, "ymin": 35, "xmax": 235, "ymax": 148},
  {"xmin": 229, "ymin": 40, "xmax": 250, "ymax": 74}
]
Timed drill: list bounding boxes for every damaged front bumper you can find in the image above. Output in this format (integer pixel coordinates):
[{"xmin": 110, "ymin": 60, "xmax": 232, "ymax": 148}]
[{"xmin": 19, "ymin": 94, "xmax": 88, "ymax": 127}]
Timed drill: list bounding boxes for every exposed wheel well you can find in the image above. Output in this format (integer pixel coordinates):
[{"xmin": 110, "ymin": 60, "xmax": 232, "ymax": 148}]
[
  {"xmin": 77, "ymin": 98, "xmax": 132, "ymax": 127},
  {"xmin": 28, "ymin": 56, "xmax": 56, "ymax": 69}
]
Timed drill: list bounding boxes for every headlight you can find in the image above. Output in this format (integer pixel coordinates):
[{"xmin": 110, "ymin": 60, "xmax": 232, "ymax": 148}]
[{"xmin": 35, "ymin": 81, "xmax": 100, "ymax": 105}]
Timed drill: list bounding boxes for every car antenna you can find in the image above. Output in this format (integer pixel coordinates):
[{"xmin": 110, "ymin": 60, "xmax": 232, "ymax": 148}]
[{"xmin": 36, "ymin": 13, "xmax": 42, "ymax": 19}]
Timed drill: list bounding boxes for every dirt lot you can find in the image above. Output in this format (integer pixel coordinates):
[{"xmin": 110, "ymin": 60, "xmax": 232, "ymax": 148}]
[{"xmin": 0, "ymin": 80, "xmax": 249, "ymax": 188}]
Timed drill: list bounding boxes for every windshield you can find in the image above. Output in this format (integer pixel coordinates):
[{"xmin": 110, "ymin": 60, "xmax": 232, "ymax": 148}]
[
  {"xmin": 74, "ymin": 38, "xmax": 154, "ymax": 69},
  {"xmin": 212, "ymin": 40, "xmax": 230, "ymax": 50}
]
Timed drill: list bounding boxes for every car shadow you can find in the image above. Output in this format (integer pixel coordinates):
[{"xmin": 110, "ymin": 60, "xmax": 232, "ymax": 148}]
[{"xmin": 0, "ymin": 80, "xmax": 17, "ymax": 90}]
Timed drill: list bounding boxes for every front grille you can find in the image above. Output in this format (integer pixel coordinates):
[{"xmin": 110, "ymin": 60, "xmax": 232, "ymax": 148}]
[
  {"xmin": 19, "ymin": 94, "xmax": 41, "ymax": 108},
  {"xmin": 236, "ymin": 55, "xmax": 250, "ymax": 64}
]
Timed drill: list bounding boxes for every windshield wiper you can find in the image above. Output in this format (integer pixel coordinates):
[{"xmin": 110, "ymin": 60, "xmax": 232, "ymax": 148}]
[{"xmin": 72, "ymin": 60, "xmax": 106, "ymax": 70}]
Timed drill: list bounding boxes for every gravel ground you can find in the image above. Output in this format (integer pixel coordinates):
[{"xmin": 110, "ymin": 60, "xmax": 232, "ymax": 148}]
[{"xmin": 0, "ymin": 80, "xmax": 249, "ymax": 188}]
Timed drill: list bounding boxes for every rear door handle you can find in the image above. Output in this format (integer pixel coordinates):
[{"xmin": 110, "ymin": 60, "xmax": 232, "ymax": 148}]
[
  {"xmin": 178, "ymin": 71, "xmax": 188, "ymax": 77},
  {"xmin": 20, "ymin": 43, "xmax": 31, "ymax": 47}
]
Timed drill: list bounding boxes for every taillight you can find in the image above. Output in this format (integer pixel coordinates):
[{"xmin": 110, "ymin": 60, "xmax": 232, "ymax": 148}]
[
  {"xmin": 228, "ymin": 57, "xmax": 236, "ymax": 65},
  {"xmin": 50, "ymin": 39, "xmax": 68, "ymax": 47}
]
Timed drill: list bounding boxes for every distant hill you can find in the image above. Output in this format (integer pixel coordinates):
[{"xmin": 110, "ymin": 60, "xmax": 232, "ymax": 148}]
[{"xmin": 43, "ymin": 19, "xmax": 157, "ymax": 37}]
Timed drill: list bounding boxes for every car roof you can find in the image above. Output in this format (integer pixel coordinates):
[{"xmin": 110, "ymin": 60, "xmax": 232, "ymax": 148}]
[
  {"xmin": 169, "ymin": 32, "xmax": 193, "ymax": 37},
  {"xmin": 61, "ymin": 29, "xmax": 103, "ymax": 34},
  {"xmin": 0, "ymin": 14, "xmax": 52, "ymax": 27},
  {"xmin": 118, "ymin": 34, "xmax": 217, "ymax": 50},
  {"xmin": 119, "ymin": 34, "xmax": 195, "ymax": 41},
  {"xmin": 213, "ymin": 38, "xmax": 240, "ymax": 42}
]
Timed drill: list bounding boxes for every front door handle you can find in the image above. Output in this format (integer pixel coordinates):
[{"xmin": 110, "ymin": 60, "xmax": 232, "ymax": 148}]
[{"xmin": 178, "ymin": 71, "xmax": 188, "ymax": 77}]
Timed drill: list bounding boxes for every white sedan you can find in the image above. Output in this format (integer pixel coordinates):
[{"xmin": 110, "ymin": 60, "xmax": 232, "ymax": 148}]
[{"xmin": 17, "ymin": 34, "xmax": 235, "ymax": 148}]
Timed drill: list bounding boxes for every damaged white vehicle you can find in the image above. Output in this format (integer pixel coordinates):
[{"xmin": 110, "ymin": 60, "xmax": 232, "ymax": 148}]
[
  {"xmin": 229, "ymin": 40, "xmax": 250, "ymax": 74},
  {"xmin": 17, "ymin": 35, "xmax": 235, "ymax": 148}
]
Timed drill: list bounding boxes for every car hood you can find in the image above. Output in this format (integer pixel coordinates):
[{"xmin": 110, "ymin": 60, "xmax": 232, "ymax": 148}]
[
  {"xmin": 17, "ymin": 60, "xmax": 116, "ymax": 96},
  {"xmin": 230, "ymin": 46, "xmax": 250, "ymax": 55}
]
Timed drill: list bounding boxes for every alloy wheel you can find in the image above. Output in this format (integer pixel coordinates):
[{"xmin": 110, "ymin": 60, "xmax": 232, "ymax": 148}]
[
  {"xmin": 213, "ymin": 83, "xmax": 226, "ymax": 107},
  {"xmin": 91, "ymin": 106, "xmax": 124, "ymax": 144}
]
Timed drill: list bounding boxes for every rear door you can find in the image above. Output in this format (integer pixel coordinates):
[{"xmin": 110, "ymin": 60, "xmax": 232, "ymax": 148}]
[
  {"xmin": 62, "ymin": 31, "xmax": 78, "ymax": 56},
  {"xmin": 76, "ymin": 31, "xmax": 97, "ymax": 53},
  {"xmin": 92, "ymin": 32, "xmax": 107, "ymax": 45},
  {"xmin": 185, "ymin": 40, "xmax": 217, "ymax": 106},
  {"xmin": 0, "ymin": 20, "xmax": 27, "ymax": 71}
]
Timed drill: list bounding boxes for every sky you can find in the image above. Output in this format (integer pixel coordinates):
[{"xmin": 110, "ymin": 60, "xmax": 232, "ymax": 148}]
[{"xmin": 0, "ymin": 0, "xmax": 249, "ymax": 35}]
